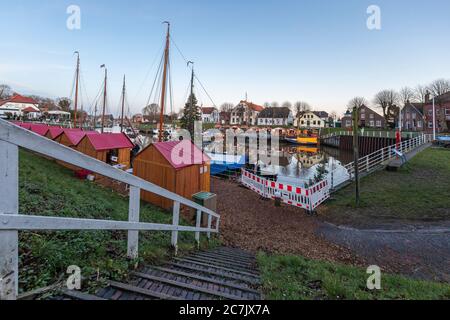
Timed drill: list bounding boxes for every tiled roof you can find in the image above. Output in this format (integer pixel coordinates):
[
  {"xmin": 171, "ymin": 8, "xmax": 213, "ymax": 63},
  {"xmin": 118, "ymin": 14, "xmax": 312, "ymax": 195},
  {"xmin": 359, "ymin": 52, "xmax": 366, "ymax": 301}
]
[
  {"xmin": 258, "ymin": 107, "xmax": 291, "ymax": 118},
  {"xmin": 201, "ymin": 107, "xmax": 217, "ymax": 115},
  {"xmin": 1, "ymin": 94, "xmax": 38, "ymax": 105}
]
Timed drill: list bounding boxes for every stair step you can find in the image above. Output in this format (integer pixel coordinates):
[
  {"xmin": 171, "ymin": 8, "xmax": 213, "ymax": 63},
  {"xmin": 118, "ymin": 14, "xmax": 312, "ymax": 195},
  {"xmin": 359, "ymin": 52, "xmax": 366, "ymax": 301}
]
[
  {"xmin": 199, "ymin": 251, "xmax": 257, "ymax": 263},
  {"xmin": 168, "ymin": 262, "xmax": 261, "ymax": 285},
  {"xmin": 174, "ymin": 257, "xmax": 260, "ymax": 279},
  {"xmin": 177, "ymin": 256, "xmax": 259, "ymax": 274},
  {"xmin": 190, "ymin": 253, "xmax": 257, "ymax": 269},
  {"xmin": 108, "ymin": 281, "xmax": 183, "ymax": 300},
  {"xmin": 149, "ymin": 266, "xmax": 261, "ymax": 295},
  {"xmin": 132, "ymin": 272, "xmax": 249, "ymax": 300},
  {"xmin": 60, "ymin": 289, "xmax": 106, "ymax": 301},
  {"xmin": 193, "ymin": 252, "xmax": 257, "ymax": 264},
  {"xmin": 214, "ymin": 247, "xmax": 255, "ymax": 257}
]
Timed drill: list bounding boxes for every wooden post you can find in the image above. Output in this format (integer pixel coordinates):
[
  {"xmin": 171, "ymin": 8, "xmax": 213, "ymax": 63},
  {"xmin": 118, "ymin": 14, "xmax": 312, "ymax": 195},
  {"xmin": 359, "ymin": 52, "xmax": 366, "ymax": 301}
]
[
  {"xmin": 352, "ymin": 107, "xmax": 360, "ymax": 206},
  {"xmin": 127, "ymin": 186, "xmax": 140, "ymax": 259},
  {"xmin": 0, "ymin": 141, "xmax": 19, "ymax": 300},
  {"xmin": 171, "ymin": 201, "xmax": 180, "ymax": 254},
  {"xmin": 195, "ymin": 210, "xmax": 201, "ymax": 248},
  {"xmin": 207, "ymin": 215, "xmax": 212, "ymax": 240}
]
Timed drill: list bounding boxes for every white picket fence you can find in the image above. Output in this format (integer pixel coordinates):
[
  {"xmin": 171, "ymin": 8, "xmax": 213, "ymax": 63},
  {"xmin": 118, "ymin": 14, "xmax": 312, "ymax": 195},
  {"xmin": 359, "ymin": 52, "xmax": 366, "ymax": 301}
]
[
  {"xmin": 242, "ymin": 134, "xmax": 433, "ymax": 211},
  {"xmin": 0, "ymin": 120, "xmax": 220, "ymax": 300}
]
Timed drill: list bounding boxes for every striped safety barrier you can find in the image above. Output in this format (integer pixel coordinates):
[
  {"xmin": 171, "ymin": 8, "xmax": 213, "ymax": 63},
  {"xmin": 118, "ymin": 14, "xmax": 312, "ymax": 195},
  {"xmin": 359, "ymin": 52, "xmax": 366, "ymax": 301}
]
[{"xmin": 241, "ymin": 169, "xmax": 331, "ymax": 212}]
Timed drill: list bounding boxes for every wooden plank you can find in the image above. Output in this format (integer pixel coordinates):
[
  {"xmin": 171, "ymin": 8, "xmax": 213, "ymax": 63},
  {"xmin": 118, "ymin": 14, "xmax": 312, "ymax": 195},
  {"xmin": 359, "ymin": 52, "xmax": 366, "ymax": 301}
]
[
  {"xmin": 127, "ymin": 186, "xmax": 140, "ymax": 259},
  {"xmin": 181, "ymin": 256, "xmax": 258, "ymax": 273},
  {"xmin": 0, "ymin": 141, "xmax": 19, "ymax": 300},
  {"xmin": 132, "ymin": 272, "xmax": 248, "ymax": 300},
  {"xmin": 0, "ymin": 214, "xmax": 217, "ymax": 233},
  {"xmin": 61, "ymin": 289, "xmax": 107, "ymax": 301},
  {"xmin": 0, "ymin": 120, "xmax": 219, "ymax": 219},
  {"xmin": 195, "ymin": 210, "xmax": 201, "ymax": 247},
  {"xmin": 150, "ymin": 267, "xmax": 260, "ymax": 294},
  {"xmin": 174, "ymin": 258, "xmax": 260, "ymax": 278},
  {"xmin": 191, "ymin": 253, "xmax": 256, "ymax": 267},
  {"xmin": 168, "ymin": 262, "xmax": 261, "ymax": 285},
  {"xmin": 108, "ymin": 281, "xmax": 182, "ymax": 300},
  {"xmin": 203, "ymin": 251, "xmax": 256, "ymax": 262},
  {"xmin": 171, "ymin": 201, "xmax": 180, "ymax": 253}
]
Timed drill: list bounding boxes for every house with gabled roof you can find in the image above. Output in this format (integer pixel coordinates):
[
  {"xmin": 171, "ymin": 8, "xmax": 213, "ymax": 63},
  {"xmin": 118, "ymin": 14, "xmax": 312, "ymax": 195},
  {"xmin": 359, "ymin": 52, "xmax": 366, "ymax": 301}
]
[
  {"xmin": 257, "ymin": 107, "xmax": 293, "ymax": 126},
  {"xmin": 0, "ymin": 93, "xmax": 40, "ymax": 119},
  {"xmin": 230, "ymin": 100, "xmax": 265, "ymax": 126},
  {"xmin": 201, "ymin": 107, "xmax": 220, "ymax": 123}
]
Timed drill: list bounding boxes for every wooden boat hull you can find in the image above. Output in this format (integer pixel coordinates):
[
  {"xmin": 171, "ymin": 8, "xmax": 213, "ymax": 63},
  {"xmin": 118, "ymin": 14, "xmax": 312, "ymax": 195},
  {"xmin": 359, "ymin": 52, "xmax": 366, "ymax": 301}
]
[{"xmin": 285, "ymin": 137, "xmax": 319, "ymax": 145}]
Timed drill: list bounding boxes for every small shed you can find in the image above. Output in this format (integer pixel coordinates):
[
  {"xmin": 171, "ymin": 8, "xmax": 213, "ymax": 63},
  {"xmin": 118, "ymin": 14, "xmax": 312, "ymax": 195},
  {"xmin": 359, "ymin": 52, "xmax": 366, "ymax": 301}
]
[
  {"xmin": 54, "ymin": 129, "xmax": 95, "ymax": 170},
  {"xmin": 77, "ymin": 133, "xmax": 134, "ymax": 169},
  {"xmin": 29, "ymin": 124, "xmax": 49, "ymax": 136},
  {"xmin": 134, "ymin": 140, "xmax": 211, "ymax": 210},
  {"xmin": 46, "ymin": 127, "xmax": 65, "ymax": 140}
]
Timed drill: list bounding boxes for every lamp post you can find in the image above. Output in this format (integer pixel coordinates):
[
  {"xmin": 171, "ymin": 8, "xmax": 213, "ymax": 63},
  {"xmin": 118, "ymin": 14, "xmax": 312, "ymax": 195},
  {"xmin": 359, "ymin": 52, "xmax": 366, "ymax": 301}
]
[{"xmin": 432, "ymin": 96, "xmax": 436, "ymax": 140}]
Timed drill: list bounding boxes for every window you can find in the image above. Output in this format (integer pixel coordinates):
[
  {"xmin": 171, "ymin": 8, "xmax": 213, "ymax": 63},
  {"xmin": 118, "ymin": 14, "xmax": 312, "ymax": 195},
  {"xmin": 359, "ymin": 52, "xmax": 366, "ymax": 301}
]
[
  {"xmin": 412, "ymin": 113, "xmax": 416, "ymax": 119},
  {"xmin": 446, "ymin": 109, "xmax": 450, "ymax": 115},
  {"xmin": 418, "ymin": 121, "xmax": 422, "ymax": 128},
  {"xmin": 370, "ymin": 120, "xmax": 375, "ymax": 127},
  {"xmin": 428, "ymin": 121, "xmax": 433, "ymax": 128},
  {"xmin": 346, "ymin": 120, "xmax": 352, "ymax": 127},
  {"xmin": 361, "ymin": 114, "xmax": 365, "ymax": 119},
  {"xmin": 376, "ymin": 120, "xmax": 381, "ymax": 127},
  {"xmin": 428, "ymin": 110, "xmax": 433, "ymax": 116}
]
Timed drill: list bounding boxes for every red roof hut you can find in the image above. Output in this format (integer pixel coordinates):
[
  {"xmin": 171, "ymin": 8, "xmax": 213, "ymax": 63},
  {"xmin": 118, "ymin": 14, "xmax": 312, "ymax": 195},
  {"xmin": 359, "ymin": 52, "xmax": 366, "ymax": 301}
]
[
  {"xmin": 77, "ymin": 133, "xmax": 134, "ymax": 169},
  {"xmin": 133, "ymin": 140, "xmax": 211, "ymax": 210}
]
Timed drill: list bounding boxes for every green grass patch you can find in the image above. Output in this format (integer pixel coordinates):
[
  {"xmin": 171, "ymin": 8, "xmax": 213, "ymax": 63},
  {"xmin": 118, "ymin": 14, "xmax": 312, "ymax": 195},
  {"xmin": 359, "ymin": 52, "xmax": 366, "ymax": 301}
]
[
  {"xmin": 258, "ymin": 253, "xmax": 450, "ymax": 300},
  {"xmin": 18, "ymin": 150, "xmax": 211, "ymax": 293},
  {"xmin": 325, "ymin": 148, "xmax": 450, "ymax": 225}
]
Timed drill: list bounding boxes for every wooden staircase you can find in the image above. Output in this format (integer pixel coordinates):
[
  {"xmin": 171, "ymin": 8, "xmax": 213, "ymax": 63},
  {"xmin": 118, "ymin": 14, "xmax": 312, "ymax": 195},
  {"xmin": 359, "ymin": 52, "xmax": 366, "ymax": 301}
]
[{"xmin": 54, "ymin": 247, "xmax": 263, "ymax": 300}]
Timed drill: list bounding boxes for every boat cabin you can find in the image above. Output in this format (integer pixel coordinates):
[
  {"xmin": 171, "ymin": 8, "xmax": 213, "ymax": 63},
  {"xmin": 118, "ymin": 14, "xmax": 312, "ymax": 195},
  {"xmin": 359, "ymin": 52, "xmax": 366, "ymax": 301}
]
[{"xmin": 133, "ymin": 140, "xmax": 211, "ymax": 210}]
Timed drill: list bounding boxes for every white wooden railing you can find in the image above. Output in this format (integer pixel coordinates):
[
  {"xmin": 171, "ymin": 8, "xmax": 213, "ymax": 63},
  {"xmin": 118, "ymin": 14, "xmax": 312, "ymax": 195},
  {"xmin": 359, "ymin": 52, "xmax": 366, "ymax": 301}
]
[
  {"xmin": 321, "ymin": 130, "xmax": 423, "ymax": 140},
  {"xmin": 0, "ymin": 120, "xmax": 220, "ymax": 300},
  {"xmin": 342, "ymin": 134, "xmax": 433, "ymax": 179}
]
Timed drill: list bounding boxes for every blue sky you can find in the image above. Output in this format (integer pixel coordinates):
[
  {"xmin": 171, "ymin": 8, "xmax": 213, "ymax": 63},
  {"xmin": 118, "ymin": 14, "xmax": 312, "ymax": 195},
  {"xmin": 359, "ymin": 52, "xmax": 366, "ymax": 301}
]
[{"xmin": 1, "ymin": 0, "xmax": 450, "ymax": 116}]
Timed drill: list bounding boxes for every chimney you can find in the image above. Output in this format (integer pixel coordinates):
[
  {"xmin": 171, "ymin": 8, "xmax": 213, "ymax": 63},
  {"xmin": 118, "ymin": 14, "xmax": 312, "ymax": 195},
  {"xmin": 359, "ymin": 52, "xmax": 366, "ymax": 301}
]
[{"xmin": 425, "ymin": 90, "xmax": 431, "ymax": 103}]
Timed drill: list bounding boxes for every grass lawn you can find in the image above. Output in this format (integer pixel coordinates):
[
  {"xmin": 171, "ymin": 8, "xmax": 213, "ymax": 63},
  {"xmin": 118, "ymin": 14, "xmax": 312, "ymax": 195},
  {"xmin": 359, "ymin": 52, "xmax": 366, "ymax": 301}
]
[
  {"xmin": 321, "ymin": 148, "xmax": 450, "ymax": 226},
  {"xmin": 18, "ymin": 150, "xmax": 210, "ymax": 293},
  {"xmin": 258, "ymin": 253, "xmax": 450, "ymax": 300}
]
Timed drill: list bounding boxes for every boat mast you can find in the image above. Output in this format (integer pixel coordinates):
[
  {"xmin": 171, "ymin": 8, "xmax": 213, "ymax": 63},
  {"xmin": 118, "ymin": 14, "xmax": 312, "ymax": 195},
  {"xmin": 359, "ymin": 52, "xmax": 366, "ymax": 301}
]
[
  {"xmin": 188, "ymin": 61, "xmax": 194, "ymax": 113},
  {"xmin": 93, "ymin": 102, "xmax": 98, "ymax": 130},
  {"xmin": 100, "ymin": 64, "xmax": 107, "ymax": 133},
  {"xmin": 74, "ymin": 51, "xmax": 80, "ymax": 128},
  {"xmin": 121, "ymin": 75, "xmax": 126, "ymax": 133},
  {"xmin": 158, "ymin": 21, "xmax": 170, "ymax": 142}
]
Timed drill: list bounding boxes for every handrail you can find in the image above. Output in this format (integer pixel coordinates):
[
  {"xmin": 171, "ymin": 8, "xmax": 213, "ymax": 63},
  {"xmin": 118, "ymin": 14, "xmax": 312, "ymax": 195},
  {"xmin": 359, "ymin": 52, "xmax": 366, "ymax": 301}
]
[
  {"xmin": 0, "ymin": 120, "xmax": 219, "ymax": 219},
  {"xmin": 0, "ymin": 119, "xmax": 220, "ymax": 300}
]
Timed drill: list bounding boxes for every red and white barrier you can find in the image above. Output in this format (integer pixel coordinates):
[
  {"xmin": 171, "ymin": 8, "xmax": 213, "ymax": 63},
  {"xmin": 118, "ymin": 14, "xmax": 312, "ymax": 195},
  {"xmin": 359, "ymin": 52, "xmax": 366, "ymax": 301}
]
[{"xmin": 241, "ymin": 169, "xmax": 330, "ymax": 212}]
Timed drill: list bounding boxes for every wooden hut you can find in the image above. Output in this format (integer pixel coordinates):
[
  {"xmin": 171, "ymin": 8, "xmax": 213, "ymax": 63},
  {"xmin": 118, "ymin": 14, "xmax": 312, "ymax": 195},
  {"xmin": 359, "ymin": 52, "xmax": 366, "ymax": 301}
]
[
  {"xmin": 29, "ymin": 124, "xmax": 49, "ymax": 136},
  {"xmin": 133, "ymin": 140, "xmax": 211, "ymax": 210},
  {"xmin": 77, "ymin": 133, "xmax": 134, "ymax": 169},
  {"xmin": 45, "ymin": 127, "xmax": 64, "ymax": 140},
  {"xmin": 54, "ymin": 129, "xmax": 94, "ymax": 170}
]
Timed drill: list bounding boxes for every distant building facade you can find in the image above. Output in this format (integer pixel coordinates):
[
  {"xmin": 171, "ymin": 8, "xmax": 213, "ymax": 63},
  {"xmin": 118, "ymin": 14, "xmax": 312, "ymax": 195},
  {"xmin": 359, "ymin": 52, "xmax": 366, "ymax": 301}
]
[
  {"xmin": 219, "ymin": 111, "xmax": 231, "ymax": 125},
  {"xmin": 423, "ymin": 92, "xmax": 450, "ymax": 133},
  {"xmin": 257, "ymin": 107, "xmax": 293, "ymax": 126},
  {"xmin": 230, "ymin": 100, "xmax": 264, "ymax": 126},
  {"xmin": 201, "ymin": 107, "xmax": 220, "ymax": 123},
  {"xmin": 295, "ymin": 111, "xmax": 327, "ymax": 129},
  {"xmin": 400, "ymin": 102, "xmax": 424, "ymax": 132},
  {"xmin": 342, "ymin": 105, "xmax": 385, "ymax": 129},
  {"xmin": 0, "ymin": 93, "xmax": 40, "ymax": 119}
]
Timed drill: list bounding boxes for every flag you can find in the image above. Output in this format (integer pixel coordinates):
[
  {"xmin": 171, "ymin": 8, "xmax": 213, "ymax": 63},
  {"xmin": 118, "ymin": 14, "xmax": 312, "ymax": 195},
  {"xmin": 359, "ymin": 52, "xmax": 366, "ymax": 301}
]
[{"xmin": 100, "ymin": 64, "xmax": 105, "ymax": 68}]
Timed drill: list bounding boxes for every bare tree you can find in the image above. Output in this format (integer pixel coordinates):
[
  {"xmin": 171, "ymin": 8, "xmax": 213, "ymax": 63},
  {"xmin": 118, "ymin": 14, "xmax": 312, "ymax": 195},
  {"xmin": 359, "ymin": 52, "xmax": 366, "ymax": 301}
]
[
  {"xmin": 373, "ymin": 90, "xmax": 399, "ymax": 128},
  {"xmin": 57, "ymin": 97, "xmax": 72, "ymax": 112},
  {"xmin": 142, "ymin": 103, "xmax": 160, "ymax": 122},
  {"xmin": 293, "ymin": 101, "xmax": 311, "ymax": 118},
  {"xmin": 348, "ymin": 97, "xmax": 367, "ymax": 111},
  {"xmin": 428, "ymin": 79, "xmax": 450, "ymax": 131},
  {"xmin": 220, "ymin": 102, "xmax": 234, "ymax": 112},
  {"xmin": 0, "ymin": 84, "xmax": 12, "ymax": 99},
  {"xmin": 428, "ymin": 79, "xmax": 450, "ymax": 97},
  {"xmin": 281, "ymin": 101, "xmax": 292, "ymax": 109},
  {"xmin": 414, "ymin": 85, "xmax": 428, "ymax": 103},
  {"xmin": 399, "ymin": 87, "xmax": 415, "ymax": 106},
  {"xmin": 263, "ymin": 102, "xmax": 271, "ymax": 109}
]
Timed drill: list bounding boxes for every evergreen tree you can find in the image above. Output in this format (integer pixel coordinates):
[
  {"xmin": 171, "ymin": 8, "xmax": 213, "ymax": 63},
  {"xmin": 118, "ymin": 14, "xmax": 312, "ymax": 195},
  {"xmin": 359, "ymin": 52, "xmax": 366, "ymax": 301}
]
[{"xmin": 180, "ymin": 93, "xmax": 201, "ymax": 139}]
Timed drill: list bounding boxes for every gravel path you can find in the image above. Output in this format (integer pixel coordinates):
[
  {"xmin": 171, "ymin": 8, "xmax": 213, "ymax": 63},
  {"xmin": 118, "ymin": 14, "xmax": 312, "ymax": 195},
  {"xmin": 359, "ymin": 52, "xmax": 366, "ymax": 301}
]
[{"xmin": 318, "ymin": 223, "xmax": 450, "ymax": 282}]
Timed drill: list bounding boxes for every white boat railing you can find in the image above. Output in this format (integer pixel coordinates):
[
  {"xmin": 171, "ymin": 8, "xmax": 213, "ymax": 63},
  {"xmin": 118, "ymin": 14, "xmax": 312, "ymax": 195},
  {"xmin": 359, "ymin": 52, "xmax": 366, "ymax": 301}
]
[{"xmin": 0, "ymin": 119, "xmax": 220, "ymax": 300}]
